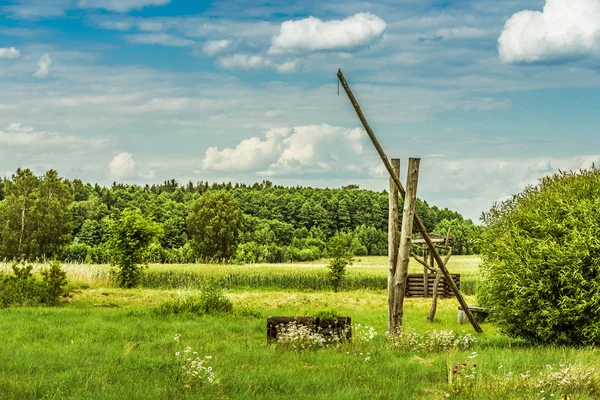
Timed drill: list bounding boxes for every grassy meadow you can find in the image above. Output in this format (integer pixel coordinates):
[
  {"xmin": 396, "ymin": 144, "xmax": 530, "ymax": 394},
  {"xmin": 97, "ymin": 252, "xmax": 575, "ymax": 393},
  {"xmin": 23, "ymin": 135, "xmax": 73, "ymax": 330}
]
[{"xmin": 1, "ymin": 256, "xmax": 599, "ymax": 399}]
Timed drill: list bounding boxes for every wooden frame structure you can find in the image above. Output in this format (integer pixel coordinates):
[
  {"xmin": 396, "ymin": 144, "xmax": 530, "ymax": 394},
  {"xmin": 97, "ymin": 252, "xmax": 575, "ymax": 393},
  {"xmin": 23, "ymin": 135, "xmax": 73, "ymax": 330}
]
[{"xmin": 337, "ymin": 69, "xmax": 482, "ymax": 334}]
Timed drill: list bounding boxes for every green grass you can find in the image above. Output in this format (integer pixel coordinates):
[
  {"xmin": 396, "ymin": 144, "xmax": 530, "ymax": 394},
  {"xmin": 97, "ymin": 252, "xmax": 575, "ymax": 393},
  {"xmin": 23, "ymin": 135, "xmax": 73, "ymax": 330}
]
[{"xmin": 1, "ymin": 256, "xmax": 599, "ymax": 399}]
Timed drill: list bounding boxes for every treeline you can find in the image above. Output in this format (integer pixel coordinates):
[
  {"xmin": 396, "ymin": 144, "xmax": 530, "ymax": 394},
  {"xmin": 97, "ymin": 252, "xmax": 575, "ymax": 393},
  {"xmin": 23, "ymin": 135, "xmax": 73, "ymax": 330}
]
[{"xmin": 0, "ymin": 169, "xmax": 481, "ymax": 264}]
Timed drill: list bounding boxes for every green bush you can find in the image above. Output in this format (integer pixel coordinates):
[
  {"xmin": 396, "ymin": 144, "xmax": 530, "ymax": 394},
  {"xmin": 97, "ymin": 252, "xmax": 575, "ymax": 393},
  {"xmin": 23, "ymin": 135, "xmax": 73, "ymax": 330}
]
[
  {"xmin": 63, "ymin": 242, "xmax": 91, "ymax": 263},
  {"xmin": 326, "ymin": 234, "xmax": 353, "ymax": 292},
  {"xmin": 479, "ymin": 168, "xmax": 600, "ymax": 345},
  {"xmin": 155, "ymin": 281, "xmax": 232, "ymax": 316},
  {"xmin": 0, "ymin": 261, "xmax": 69, "ymax": 307},
  {"xmin": 40, "ymin": 261, "xmax": 68, "ymax": 306}
]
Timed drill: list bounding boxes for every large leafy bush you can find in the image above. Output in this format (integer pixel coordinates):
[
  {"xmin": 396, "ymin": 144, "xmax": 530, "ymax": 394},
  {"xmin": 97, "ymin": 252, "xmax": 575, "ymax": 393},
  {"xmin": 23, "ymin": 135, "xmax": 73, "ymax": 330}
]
[{"xmin": 479, "ymin": 168, "xmax": 600, "ymax": 345}]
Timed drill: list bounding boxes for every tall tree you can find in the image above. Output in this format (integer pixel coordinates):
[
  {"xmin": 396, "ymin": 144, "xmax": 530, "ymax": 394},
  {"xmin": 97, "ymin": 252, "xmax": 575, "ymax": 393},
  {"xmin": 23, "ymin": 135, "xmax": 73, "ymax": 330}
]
[
  {"xmin": 35, "ymin": 170, "xmax": 74, "ymax": 258},
  {"xmin": 0, "ymin": 169, "xmax": 39, "ymax": 259},
  {"xmin": 108, "ymin": 208, "xmax": 162, "ymax": 288},
  {"xmin": 187, "ymin": 191, "xmax": 242, "ymax": 260}
]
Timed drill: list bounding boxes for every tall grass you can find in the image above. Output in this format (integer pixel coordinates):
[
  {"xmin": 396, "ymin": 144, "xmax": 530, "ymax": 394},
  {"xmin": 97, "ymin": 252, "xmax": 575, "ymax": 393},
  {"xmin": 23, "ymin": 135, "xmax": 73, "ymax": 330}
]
[{"xmin": 0, "ymin": 255, "xmax": 480, "ymax": 293}]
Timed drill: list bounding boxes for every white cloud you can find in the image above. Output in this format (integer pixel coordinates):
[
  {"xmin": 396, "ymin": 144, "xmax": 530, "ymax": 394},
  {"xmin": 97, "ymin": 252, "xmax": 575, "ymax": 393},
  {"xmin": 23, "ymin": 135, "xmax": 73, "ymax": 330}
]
[
  {"xmin": 499, "ymin": 0, "xmax": 600, "ymax": 64},
  {"xmin": 3, "ymin": 1, "xmax": 70, "ymax": 20},
  {"xmin": 34, "ymin": 54, "xmax": 52, "ymax": 78},
  {"xmin": 125, "ymin": 33, "xmax": 196, "ymax": 47},
  {"xmin": 0, "ymin": 123, "xmax": 105, "ymax": 147},
  {"xmin": 108, "ymin": 152, "xmax": 136, "ymax": 179},
  {"xmin": 5, "ymin": 123, "xmax": 33, "ymax": 133},
  {"xmin": 202, "ymin": 128, "xmax": 289, "ymax": 171},
  {"xmin": 269, "ymin": 13, "xmax": 387, "ymax": 54},
  {"xmin": 217, "ymin": 53, "xmax": 297, "ymax": 73},
  {"xmin": 202, "ymin": 124, "xmax": 365, "ymax": 175},
  {"xmin": 0, "ymin": 47, "xmax": 20, "ymax": 59},
  {"xmin": 203, "ymin": 40, "xmax": 231, "ymax": 56},
  {"xmin": 77, "ymin": 0, "xmax": 171, "ymax": 12}
]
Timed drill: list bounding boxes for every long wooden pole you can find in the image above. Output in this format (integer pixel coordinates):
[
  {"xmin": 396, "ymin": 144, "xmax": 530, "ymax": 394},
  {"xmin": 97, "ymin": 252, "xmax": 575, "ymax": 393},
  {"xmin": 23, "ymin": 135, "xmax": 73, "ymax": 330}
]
[
  {"xmin": 337, "ymin": 68, "xmax": 482, "ymax": 333},
  {"xmin": 393, "ymin": 158, "xmax": 420, "ymax": 332},
  {"xmin": 387, "ymin": 158, "xmax": 400, "ymax": 332}
]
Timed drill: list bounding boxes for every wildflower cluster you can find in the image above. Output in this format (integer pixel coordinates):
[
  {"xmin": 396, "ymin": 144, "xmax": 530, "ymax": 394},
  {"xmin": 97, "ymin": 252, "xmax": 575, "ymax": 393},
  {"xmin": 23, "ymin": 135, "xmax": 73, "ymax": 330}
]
[
  {"xmin": 448, "ymin": 352, "xmax": 478, "ymax": 395},
  {"xmin": 275, "ymin": 322, "xmax": 328, "ymax": 351},
  {"xmin": 388, "ymin": 327, "xmax": 476, "ymax": 352},
  {"xmin": 535, "ymin": 363, "xmax": 595, "ymax": 399},
  {"xmin": 173, "ymin": 334, "xmax": 218, "ymax": 389},
  {"xmin": 353, "ymin": 323, "xmax": 377, "ymax": 343}
]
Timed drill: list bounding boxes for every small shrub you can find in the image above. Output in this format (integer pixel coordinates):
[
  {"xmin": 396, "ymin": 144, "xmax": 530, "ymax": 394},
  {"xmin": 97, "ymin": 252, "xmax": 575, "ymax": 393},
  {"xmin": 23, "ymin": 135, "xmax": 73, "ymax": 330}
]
[
  {"xmin": 232, "ymin": 305, "xmax": 262, "ymax": 319},
  {"xmin": 0, "ymin": 261, "xmax": 69, "ymax": 307},
  {"xmin": 314, "ymin": 309, "xmax": 339, "ymax": 322},
  {"xmin": 155, "ymin": 294, "xmax": 207, "ymax": 316},
  {"xmin": 198, "ymin": 281, "xmax": 233, "ymax": 314},
  {"xmin": 327, "ymin": 234, "xmax": 353, "ymax": 292},
  {"xmin": 155, "ymin": 282, "xmax": 232, "ymax": 316},
  {"xmin": 40, "ymin": 261, "xmax": 68, "ymax": 306}
]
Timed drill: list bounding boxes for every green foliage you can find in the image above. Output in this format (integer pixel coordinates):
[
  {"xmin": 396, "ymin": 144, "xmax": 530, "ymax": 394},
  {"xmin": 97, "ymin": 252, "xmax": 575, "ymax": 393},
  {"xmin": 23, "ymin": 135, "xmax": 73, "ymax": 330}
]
[
  {"xmin": 0, "ymin": 168, "xmax": 477, "ymax": 265},
  {"xmin": 0, "ymin": 169, "xmax": 73, "ymax": 260},
  {"xmin": 0, "ymin": 261, "xmax": 69, "ymax": 307},
  {"xmin": 40, "ymin": 261, "xmax": 69, "ymax": 306},
  {"xmin": 155, "ymin": 282, "xmax": 232, "ymax": 316},
  {"xmin": 326, "ymin": 234, "xmax": 353, "ymax": 292},
  {"xmin": 433, "ymin": 218, "xmax": 482, "ymax": 255},
  {"xmin": 479, "ymin": 168, "xmax": 600, "ymax": 345},
  {"xmin": 187, "ymin": 191, "xmax": 243, "ymax": 261},
  {"xmin": 108, "ymin": 208, "xmax": 163, "ymax": 288},
  {"xmin": 313, "ymin": 309, "xmax": 340, "ymax": 322}
]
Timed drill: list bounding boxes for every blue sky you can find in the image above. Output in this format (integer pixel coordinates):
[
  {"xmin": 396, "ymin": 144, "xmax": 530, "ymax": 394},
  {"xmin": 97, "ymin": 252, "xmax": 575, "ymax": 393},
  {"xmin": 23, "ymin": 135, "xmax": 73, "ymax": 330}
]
[{"xmin": 1, "ymin": 0, "xmax": 600, "ymax": 221}]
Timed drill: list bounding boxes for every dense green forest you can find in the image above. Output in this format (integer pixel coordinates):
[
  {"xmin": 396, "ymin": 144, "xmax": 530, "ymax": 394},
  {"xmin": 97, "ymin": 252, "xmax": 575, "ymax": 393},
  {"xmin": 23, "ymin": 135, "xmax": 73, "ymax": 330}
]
[{"xmin": 0, "ymin": 169, "xmax": 481, "ymax": 263}]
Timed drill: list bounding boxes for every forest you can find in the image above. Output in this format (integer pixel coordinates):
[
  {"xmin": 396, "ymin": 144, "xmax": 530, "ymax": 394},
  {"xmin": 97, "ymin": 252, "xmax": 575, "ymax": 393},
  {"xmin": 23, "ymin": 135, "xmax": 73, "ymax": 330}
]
[{"xmin": 0, "ymin": 168, "xmax": 481, "ymax": 264}]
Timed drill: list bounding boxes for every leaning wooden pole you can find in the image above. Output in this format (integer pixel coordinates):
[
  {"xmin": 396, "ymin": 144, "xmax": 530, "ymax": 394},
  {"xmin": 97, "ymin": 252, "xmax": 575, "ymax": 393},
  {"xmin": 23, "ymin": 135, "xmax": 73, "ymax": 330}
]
[
  {"xmin": 392, "ymin": 158, "xmax": 420, "ymax": 333},
  {"xmin": 387, "ymin": 158, "xmax": 400, "ymax": 332},
  {"xmin": 337, "ymin": 68, "xmax": 482, "ymax": 333}
]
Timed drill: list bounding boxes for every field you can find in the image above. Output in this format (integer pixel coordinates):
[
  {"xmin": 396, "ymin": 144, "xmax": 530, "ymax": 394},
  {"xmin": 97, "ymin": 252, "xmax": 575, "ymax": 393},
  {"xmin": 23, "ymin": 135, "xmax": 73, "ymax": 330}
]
[{"xmin": 1, "ymin": 256, "xmax": 599, "ymax": 399}]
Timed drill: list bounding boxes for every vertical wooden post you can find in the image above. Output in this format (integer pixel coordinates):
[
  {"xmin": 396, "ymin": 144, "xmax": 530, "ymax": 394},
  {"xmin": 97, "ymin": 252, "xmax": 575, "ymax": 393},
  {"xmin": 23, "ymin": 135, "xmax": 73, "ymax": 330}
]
[
  {"xmin": 423, "ymin": 245, "xmax": 429, "ymax": 298},
  {"xmin": 388, "ymin": 158, "xmax": 400, "ymax": 333},
  {"xmin": 391, "ymin": 158, "xmax": 420, "ymax": 333},
  {"xmin": 429, "ymin": 249, "xmax": 435, "ymax": 295}
]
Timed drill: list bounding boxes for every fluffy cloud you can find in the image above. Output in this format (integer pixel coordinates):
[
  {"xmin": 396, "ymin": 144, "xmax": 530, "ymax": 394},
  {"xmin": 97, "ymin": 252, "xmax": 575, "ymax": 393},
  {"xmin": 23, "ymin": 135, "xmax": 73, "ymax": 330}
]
[
  {"xmin": 499, "ymin": 0, "xmax": 600, "ymax": 64},
  {"xmin": 202, "ymin": 124, "xmax": 365, "ymax": 175},
  {"xmin": 269, "ymin": 13, "xmax": 386, "ymax": 54},
  {"xmin": 0, "ymin": 47, "xmax": 20, "ymax": 59},
  {"xmin": 203, "ymin": 40, "xmax": 231, "ymax": 56},
  {"xmin": 125, "ymin": 33, "xmax": 196, "ymax": 47},
  {"xmin": 34, "ymin": 53, "xmax": 52, "ymax": 78},
  {"xmin": 77, "ymin": 0, "xmax": 171, "ymax": 12},
  {"xmin": 217, "ymin": 54, "xmax": 297, "ymax": 73},
  {"xmin": 108, "ymin": 152, "xmax": 136, "ymax": 179}
]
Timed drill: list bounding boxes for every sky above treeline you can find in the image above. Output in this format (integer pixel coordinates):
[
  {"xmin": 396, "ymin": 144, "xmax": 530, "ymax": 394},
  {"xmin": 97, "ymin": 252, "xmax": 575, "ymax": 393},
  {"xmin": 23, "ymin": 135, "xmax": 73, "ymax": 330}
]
[{"xmin": 1, "ymin": 0, "xmax": 600, "ymax": 221}]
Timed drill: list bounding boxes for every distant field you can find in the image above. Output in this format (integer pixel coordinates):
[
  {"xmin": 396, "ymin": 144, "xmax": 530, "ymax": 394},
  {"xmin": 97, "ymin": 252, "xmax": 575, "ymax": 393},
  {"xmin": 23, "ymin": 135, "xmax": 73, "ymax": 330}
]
[{"xmin": 0, "ymin": 255, "xmax": 481, "ymax": 294}]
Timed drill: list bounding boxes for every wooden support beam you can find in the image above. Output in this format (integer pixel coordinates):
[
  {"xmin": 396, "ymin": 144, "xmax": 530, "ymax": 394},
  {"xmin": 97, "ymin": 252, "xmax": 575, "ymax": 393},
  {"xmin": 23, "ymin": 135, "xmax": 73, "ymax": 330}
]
[
  {"xmin": 336, "ymin": 68, "xmax": 482, "ymax": 333},
  {"xmin": 423, "ymin": 245, "xmax": 429, "ymax": 298},
  {"xmin": 387, "ymin": 158, "xmax": 400, "ymax": 333},
  {"xmin": 392, "ymin": 158, "xmax": 420, "ymax": 333}
]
